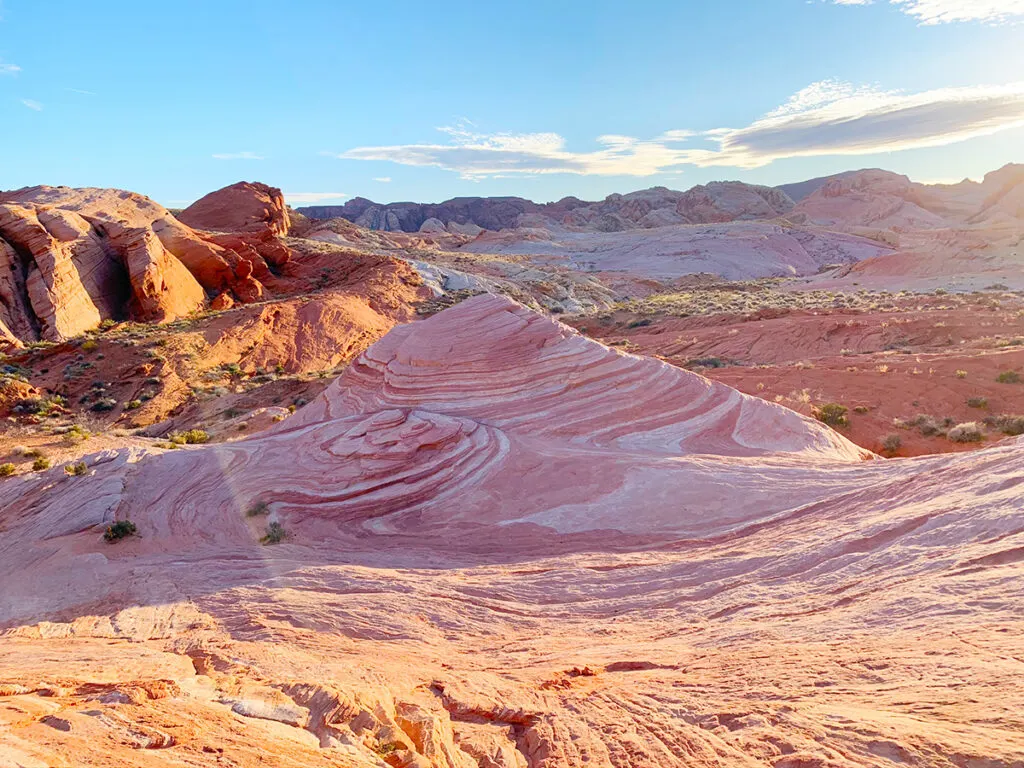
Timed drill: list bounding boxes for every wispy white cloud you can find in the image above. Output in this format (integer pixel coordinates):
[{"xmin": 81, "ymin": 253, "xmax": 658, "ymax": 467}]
[
  {"xmin": 336, "ymin": 123, "xmax": 696, "ymax": 179},
  {"xmin": 283, "ymin": 192, "xmax": 349, "ymax": 204},
  {"xmin": 696, "ymin": 81, "xmax": 1024, "ymax": 167},
  {"xmin": 333, "ymin": 81, "xmax": 1024, "ymax": 178},
  {"xmin": 0, "ymin": 60, "xmax": 19, "ymax": 75},
  {"xmin": 829, "ymin": 0, "xmax": 1024, "ymax": 23},
  {"xmin": 65, "ymin": 87, "xmax": 96, "ymax": 95},
  {"xmin": 372, "ymin": 177, "xmax": 392, "ymax": 182},
  {"xmin": 20, "ymin": 99, "xmax": 42, "ymax": 111},
  {"xmin": 211, "ymin": 151, "xmax": 264, "ymax": 160}
]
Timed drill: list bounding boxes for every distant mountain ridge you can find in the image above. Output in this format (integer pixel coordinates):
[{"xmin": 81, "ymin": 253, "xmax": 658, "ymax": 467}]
[
  {"xmin": 297, "ymin": 181, "xmax": 795, "ymax": 234},
  {"xmin": 299, "ymin": 165, "xmax": 1023, "ymax": 236}
]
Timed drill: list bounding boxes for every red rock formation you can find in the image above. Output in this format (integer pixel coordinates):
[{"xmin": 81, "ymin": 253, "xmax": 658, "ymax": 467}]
[
  {"xmin": 0, "ymin": 185, "xmax": 294, "ymax": 344},
  {"xmin": 178, "ymin": 181, "xmax": 290, "ymax": 237}
]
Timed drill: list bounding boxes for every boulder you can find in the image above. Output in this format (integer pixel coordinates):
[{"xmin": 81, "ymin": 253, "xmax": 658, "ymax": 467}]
[{"xmin": 177, "ymin": 181, "xmax": 290, "ymax": 236}]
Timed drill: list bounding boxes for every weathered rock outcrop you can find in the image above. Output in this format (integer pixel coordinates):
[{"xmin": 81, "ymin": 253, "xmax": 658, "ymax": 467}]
[
  {"xmin": 790, "ymin": 170, "xmax": 949, "ymax": 229},
  {"xmin": 177, "ymin": 181, "xmax": 290, "ymax": 236},
  {"xmin": 0, "ymin": 186, "xmax": 285, "ymax": 344}
]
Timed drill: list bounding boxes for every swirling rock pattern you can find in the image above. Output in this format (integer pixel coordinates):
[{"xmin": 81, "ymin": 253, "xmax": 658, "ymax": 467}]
[
  {"xmin": 288, "ymin": 294, "xmax": 867, "ymax": 461},
  {"xmin": 0, "ymin": 296, "xmax": 1022, "ymax": 767}
]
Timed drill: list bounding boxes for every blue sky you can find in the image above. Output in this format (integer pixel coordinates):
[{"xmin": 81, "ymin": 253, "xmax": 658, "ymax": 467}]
[{"xmin": 1, "ymin": 0, "xmax": 1022, "ymax": 206}]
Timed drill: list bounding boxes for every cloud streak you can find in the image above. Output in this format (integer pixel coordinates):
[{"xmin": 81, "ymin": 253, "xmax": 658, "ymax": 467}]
[
  {"xmin": 211, "ymin": 151, "xmax": 264, "ymax": 160},
  {"xmin": 283, "ymin": 192, "xmax": 349, "ymax": 204},
  {"xmin": 693, "ymin": 80, "xmax": 1024, "ymax": 167},
  {"xmin": 0, "ymin": 60, "xmax": 19, "ymax": 75},
  {"xmin": 831, "ymin": 0, "xmax": 1024, "ymax": 23},
  {"xmin": 20, "ymin": 99, "xmax": 42, "ymax": 111},
  {"xmin": 333, "ymin": 81, "xmax": 1024, "ymax": 178}
]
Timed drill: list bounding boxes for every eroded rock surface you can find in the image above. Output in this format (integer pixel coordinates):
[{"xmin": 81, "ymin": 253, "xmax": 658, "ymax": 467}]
[{"xmin": 1, "ymin": 295, "xmax": 1022, "ymax": 767}]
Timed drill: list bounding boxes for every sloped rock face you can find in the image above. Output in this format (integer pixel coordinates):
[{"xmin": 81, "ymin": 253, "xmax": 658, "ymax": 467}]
[
  {"xmin": 178, "ymin": 181, "xmax": 290, "ymax": 236},
  {"xmin": 971, "ymin": 162, "xmax": 1024, "ymax": 223},
  {"xmin": 1, "ymin": 295, "xmax": 1023, "ymax": 767},
  {"xmin": 791, "ymin": 169, "xmax": 948, "ymax": 229},
  {"xmin": 464, "ymin": 220, "xmax": 893, "ymax": 280},
  {"xmin": 0, "ymin": 186, "xmax": 287, "ymax": 344},
  {"xmin": 285, "ymin": 295, "xmax": 865, "ymax": 462},
  {"xmin": 0, "ymin": 202, "xmax": 132, "ymax": 341}
]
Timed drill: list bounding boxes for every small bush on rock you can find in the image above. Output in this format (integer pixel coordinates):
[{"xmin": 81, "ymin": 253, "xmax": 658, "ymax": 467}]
[
  {"xmin": 169, "ymin": 429, "xmax": 209, "ymax": 445},
  {"xmin": 104, "ymin": 520, "xmax": 137, "ymax": 542},
  {"xmin": 261, "ymin": 522, "xmax": 287, "ymax": 545}
]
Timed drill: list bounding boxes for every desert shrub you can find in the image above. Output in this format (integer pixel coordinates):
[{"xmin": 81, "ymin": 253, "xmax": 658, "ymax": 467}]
[
  {"xmin": 261, "ymin": 522, "xmax": 286, "ymax": 544},
  {"xmin": 996, "ymin": 370, "xmax": 1021, "ymax": 384},
  {"xmin": 0, "ymin": 463, "xmax": 15, "ymax": 477},
  {"xmin": 966, "ymin": 397, "xmax": 988, "ymax": 409},
  {"xmin": 914, "ymin": 415, "xmax": 943, "ymax": 437},
  {"xmin": 947, "ymin": 422, "xmax": 984, "ymax": 443},
  {"xmin": 61, "ymin": 424, "xmax": 91, "ymax": 444},
  {"xmin": 169, "ymin": 429, "xmax": 209, "ymax": 445},
  {"xmin": 11, "ymin": 397, "xmax": 43, "ymax": 414},
  {"xmin": 853, "ymin": 405, "xmax": 869, "ymax": 414},
  {"xmin": 881, "ymin": 433, "xmax": 902, "ymax": 454},
  {"xmin": 221, "ymin": 362, "xmax": 243, "ymax": 377},
  {"xmin": 32, "ymin": 456, "xmax": 51, "ymax": 471},
  {"xmin": 814, "ymin": 403, "xmax": 849, "ymax": 428},
  {"xmin": 80, "ymin": 339, "xmax": 98, "ymax": 352},
  {"xmin": 626, "ymin": 318, "xmax": 653, "ymax": 329},
  {"xmin": 13, "ymin": 394, "xmax": 65, "ymax": 417},
  {"xmin": 103, "ymin": 520, "xmax": 137, "ymax": 541},
  {"xmin": 246, "ymin": 501, "xmax": 269, "ymax": 517},
  {"xmin": 375, "ymin": 743, "xmax": 400, "ymax": 757},
  {"xmin": 64, "ymin": 461, "xmax": 88, "ymax": 476},
  {"xmin": 686, "ymin": 357, "xmax": 725, "ymax": 369},
  {"xmin": 955, "ymin": 369, "xmax": 968, "ymax": 379},
  {"xmin": 993, "ymin": 414, "xmax": 1024, "ymax": 436},
  {"xmin": 90, "ymin": 397, "xmax": 118, "ymax": 412},
  {"xmin": 98, "ymin": 319, "xmax": 117, "ymax": 331}
]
